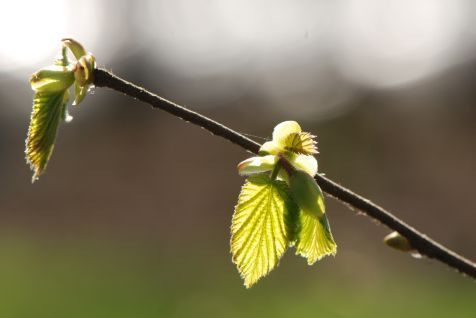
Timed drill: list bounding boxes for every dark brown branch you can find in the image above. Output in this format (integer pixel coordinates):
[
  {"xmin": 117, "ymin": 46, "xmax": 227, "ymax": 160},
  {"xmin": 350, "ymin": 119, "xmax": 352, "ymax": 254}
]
[{"xmin": 93, "ymin": 67, "xmax": 476, "ymax": 279}]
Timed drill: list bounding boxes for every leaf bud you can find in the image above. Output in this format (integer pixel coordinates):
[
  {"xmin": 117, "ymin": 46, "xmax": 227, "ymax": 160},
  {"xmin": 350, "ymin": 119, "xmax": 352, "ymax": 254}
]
[{"xmin": 384, "ymin": 231, "xmax": 415, "ymax": 252}]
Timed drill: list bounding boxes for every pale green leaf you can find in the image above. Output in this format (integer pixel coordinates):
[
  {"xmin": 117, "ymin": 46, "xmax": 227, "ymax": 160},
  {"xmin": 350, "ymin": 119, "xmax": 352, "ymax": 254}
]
[
  {"xmin": 259, "ymin": 121, "xmax": 302, "ymax": 155},
  {"xmin": 25, "ymin": 89, "xmax": 70, "ymax": 182},
  {"xmin": 258, "ymin": 140, "xmax": 281, "ymax": 156},
  {"xmin": 288, "ymin": 169, "xmax": 325, "ymax": 219},
  {"xmin": 272, "ymin": 121, "xmax": 302, "ymax": 146},
  {"xmin": 289, "ymin": 153, "xmax": 318, "ymax": 177},
  {"xmin": 295, "ymin": 213, "xmax": 337, "ymax": 265},
  {"xmin": 237, "ymin": 155, "xmax": 277, "ymax": 176},
  {"xmin": 30, "ymin": 65, "xmax": 75, "ymax": 93},
  {"xmin": 231, "ymin": 174, "xmax": 298, "ymax": 288},
  {"xmin": 287, "ymin": 169, "xmax": 336, "ymax": 264}
]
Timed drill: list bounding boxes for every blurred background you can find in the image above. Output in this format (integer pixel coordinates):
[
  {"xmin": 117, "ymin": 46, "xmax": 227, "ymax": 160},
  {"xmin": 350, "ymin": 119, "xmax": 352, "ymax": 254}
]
[{"xmin": 1, "ymin": 0, "xmax": 475, "ymax": 317}]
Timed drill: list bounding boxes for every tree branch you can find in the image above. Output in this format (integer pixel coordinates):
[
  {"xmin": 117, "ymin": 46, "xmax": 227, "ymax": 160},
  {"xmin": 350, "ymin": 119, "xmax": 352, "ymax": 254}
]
[{"xmin": 93, "ymin": 68, "xmax": 476, "ymax": 279}]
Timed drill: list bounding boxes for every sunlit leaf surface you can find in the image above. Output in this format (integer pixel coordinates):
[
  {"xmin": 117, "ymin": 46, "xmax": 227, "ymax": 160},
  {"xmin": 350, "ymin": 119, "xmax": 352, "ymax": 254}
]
[
  {"xmin": 295, "ymin": 213, "xmax": 337, "ymax": 265},
  {"xmin": 26, "ymin": 90, "xmax": 70, "ymax": 182},
  {"xmin": 231, "ymin": 174, "xmax": 298, "ymax": 288}
]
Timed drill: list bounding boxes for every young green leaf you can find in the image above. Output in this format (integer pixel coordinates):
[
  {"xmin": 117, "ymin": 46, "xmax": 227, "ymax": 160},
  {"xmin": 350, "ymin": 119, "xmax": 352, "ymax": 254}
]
[
  {"xmin": 26, "ymin": 89, "xmax": 70, "ymax": 182},
  {"xmin": 30, "ymin": 65, "xmax": 75, "ymax": 93},
  {"xmin": 233, "ymin": 121, "xmax": 337, "ymax": 287},
  {"xmin": 231, "ymin": 174, "xmax": 298, "ymax": 288},
  {"xmin": 295, "ymin": 213, "xmax": 337, "ymax": 265},
  {"xmin": 25, "ymin": 38, "xmax": 96, "ymax": 181},
  {"xmin": 287, "ymin": 169, "xmax": 337, "ymax": 264},
  {"xmin": 288, "ymin": 169, "xmax": 326, "ymax": 219},
  {"xmin": 237, "ymin": 155, "xmax": 277, "ymax": 176}
]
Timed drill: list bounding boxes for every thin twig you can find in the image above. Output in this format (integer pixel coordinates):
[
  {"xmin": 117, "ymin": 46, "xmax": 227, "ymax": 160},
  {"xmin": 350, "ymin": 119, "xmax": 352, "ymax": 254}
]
[{"xmin": 93, "ymin": 68, "xmax": 476, "ymax": 279}]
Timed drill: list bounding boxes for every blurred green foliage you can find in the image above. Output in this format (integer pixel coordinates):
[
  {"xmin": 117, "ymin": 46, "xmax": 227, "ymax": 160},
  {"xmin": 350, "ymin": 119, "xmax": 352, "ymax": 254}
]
[{"xmin": 0, "ymin": 235, "xmax": 473, "ymax": 318}]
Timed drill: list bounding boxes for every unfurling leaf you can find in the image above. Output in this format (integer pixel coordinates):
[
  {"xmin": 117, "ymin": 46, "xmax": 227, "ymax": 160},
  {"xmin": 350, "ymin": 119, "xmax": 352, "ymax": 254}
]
[
  {"xmin": 25, "ymin": 38, "xmax": 96, "ymax": 181},
  {"xmin": 237, "ymin": 155, "xmax": 277, "ymax": 176},
  {"xmin": 71, "ymin": 53, "xmax": 96, "ymax": 105},
  {"xmin": 26, "ymin": 90, "xmax": 70, "ymax": 182},
  {"xmin": 295, "ymin": 213, "xmax": 336, "ymax": 265},
  {"xmin": 231, "ymin": 174, "xmax": 298, "ymax": 288},
  {"xmin": 288, "ymin": 169, "xmax": 326, "ymax": 219},
  {"xmin": 284, "ymin": 132, "xmax": 318, "ymax": 155},
  {"xmin": 30, "ymin": 65, "xmax": 75, "ymax": 93},
  {"xmin": 233, "ymin": 121, "xmax": 337, "ymax": 287},
  {"xmin": 288, "ymin": 169, "xmax": 337, "ymax": 263},
  {"xmin": 61, "ymin": 38, "xmax": 87, "ymax": 60}
]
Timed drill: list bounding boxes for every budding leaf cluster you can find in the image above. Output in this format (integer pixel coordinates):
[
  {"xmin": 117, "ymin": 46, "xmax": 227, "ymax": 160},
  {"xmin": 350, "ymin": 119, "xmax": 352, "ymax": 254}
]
[
  {"xmin": 231, "ymin": 121, "xmax": 337, "ymax": 288},
  {"xmin": 26, "ymin": 39, "xmax": 96, "ymax": 182}
]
